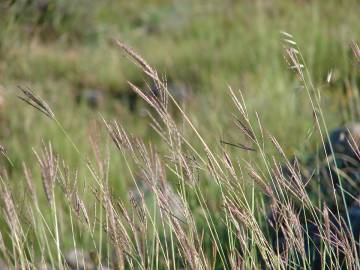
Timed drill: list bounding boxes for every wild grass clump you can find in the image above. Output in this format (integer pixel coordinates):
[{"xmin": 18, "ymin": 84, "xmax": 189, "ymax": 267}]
[{"xmin": 0, "ymin": 37, "xmax": 359, "ymax": 269}]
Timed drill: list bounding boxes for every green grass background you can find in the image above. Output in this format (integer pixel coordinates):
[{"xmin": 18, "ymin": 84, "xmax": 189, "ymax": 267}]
[{"xmin": 0, "ymin": 0, "xmax": 359, "ymax": 265}]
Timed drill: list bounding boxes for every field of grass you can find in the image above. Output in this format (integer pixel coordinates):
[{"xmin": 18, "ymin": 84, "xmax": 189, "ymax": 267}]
[{"xmin": 0, "ymin": 0, "xmax": 359, "ymax": 269}]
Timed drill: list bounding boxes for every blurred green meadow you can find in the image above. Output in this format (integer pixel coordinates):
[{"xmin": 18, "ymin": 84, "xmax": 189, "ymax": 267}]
[
  {"xmin": 0, "ymin": 0, "xmax": 359, "ymax": 268},
  {"xmin": 1, "ymin": 0, "xmax": 358, "ymax": 163}
]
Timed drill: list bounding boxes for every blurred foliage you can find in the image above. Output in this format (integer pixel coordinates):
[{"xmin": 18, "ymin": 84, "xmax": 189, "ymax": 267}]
[
  {"xmin": 0, "ymin": 0, "xmax": 359, "ymax": 260},
  {"xmin": 0, "ymin": 0, "xmax": 97, "ymax": 42}
]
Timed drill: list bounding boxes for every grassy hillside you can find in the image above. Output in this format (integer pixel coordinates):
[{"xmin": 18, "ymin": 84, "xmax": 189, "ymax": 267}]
[{"xmin": 0, "ymin": 0, "xmax": 359, "ymax": 269}]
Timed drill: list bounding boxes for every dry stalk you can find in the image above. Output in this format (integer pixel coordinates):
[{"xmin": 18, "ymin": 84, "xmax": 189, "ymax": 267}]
[{"xmin": 33, "ymin": 142, "xmax": 58, "ymax": 204}]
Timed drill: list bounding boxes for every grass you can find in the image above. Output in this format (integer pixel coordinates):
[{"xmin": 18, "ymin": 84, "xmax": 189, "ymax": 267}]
[{"xmin": 0, "ymin": 0, "xmax": 359, "ymax": 269}]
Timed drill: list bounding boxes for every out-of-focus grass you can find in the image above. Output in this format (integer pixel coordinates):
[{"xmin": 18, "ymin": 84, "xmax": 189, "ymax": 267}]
[{"xmin": 0, "ymin": 0, "xmax": 359, "ymax": 261}]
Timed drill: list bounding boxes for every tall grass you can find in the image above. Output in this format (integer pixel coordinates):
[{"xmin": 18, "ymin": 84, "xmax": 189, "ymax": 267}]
[{"xmin": 0, "ymin": 35, "xmax": 358, "ymax": 269}]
